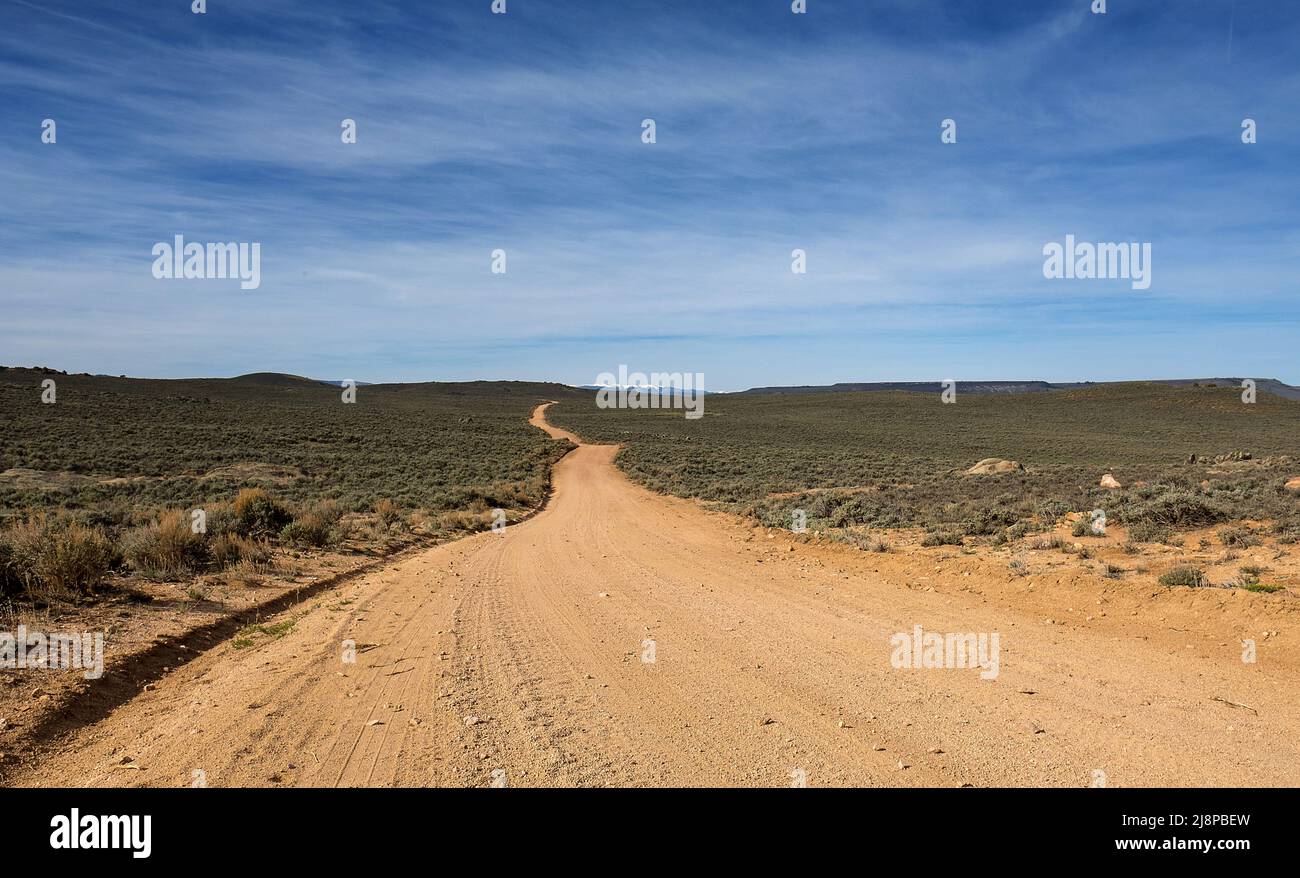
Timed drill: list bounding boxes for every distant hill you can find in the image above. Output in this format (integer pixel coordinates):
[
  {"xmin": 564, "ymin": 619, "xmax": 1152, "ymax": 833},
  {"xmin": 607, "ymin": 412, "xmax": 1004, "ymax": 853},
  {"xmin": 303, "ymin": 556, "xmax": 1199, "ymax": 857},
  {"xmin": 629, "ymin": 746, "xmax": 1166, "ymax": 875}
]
[
  {"xmin": 739, "ymin": 378, "xmax": 1300, "ymax": 400},
  {"xmin": 0, "ymin": 367, "xmax": 585, "ymax": 405},
  {"xmin": 1142, "ymin": 378, "xmax": 1300, "ymax": 401},
  {"xmin": 230, "ymin": 372, "xmax": 329, "ymax": 387}
]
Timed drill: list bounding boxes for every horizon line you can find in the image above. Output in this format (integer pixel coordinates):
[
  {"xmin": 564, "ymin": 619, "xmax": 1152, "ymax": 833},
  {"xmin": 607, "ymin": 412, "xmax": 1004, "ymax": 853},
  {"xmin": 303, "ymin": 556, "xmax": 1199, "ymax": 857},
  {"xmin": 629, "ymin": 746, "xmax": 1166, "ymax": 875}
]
[{"xmin": 2, "ymin": 364, "xmax": 1293, "ymax": 395}]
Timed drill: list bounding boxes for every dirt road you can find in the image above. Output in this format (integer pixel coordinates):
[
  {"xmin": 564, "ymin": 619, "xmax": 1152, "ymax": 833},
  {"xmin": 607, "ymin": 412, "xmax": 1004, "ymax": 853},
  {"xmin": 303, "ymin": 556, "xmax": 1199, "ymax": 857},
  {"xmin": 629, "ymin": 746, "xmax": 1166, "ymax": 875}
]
[{"xmin": 11, "ymin": 404, "xmax": 1300, "ymax": 787}]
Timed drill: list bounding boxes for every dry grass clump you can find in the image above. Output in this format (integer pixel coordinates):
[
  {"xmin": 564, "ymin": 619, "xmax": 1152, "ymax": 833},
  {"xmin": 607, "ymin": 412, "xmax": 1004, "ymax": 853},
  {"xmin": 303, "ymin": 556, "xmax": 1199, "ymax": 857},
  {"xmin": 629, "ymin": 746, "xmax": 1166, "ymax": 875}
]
[
  {"xmin": 220, "ymin": 537, "xmax": 277, "ymax": 582},
  {"xmin": 0, "ymin": 515, "xmax": 116, "ymax": 599},
  {"xmin": 431, "ymin": 509, "xmax": 498, "ymax": 535},
  {"xmin": 210, "ymin": 532, "xmax": 258, "ymax": 569},
  {"xmin": 0, "ymin": 496, "xmax": 298, "ymax": 595},
  {"xmin": 831, "ymin": 530, "xmax": 891, "ymax": 552},
  {"xmin": 373, "ymin": 498, "xmax": 403, "ymax": 529},
  {"xmin": 122, "ymin": 508, "xmax": 210, "ymax": 580}
]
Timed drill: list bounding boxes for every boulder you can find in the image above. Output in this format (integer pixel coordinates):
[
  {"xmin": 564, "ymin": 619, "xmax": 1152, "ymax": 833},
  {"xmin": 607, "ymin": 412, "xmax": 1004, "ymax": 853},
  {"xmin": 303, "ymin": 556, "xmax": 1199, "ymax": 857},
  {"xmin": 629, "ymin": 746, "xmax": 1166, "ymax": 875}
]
[
  {"xmin": 1284, "ymin": 477, "xmax": 1300, "ymax": 493},
  {"xmin": 1099, "ymin": 474, "xmax": 1122, "ymax": 489},
  {"xmin": 966, "ymin": 458, "xmax": 1023, "ymax": 476}
]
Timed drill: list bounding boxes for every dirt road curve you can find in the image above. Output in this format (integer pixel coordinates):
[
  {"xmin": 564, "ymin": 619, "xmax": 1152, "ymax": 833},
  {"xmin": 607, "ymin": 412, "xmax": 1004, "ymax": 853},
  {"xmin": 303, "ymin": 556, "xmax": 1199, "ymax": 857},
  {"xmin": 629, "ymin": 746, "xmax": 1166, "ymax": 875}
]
[{"xmin": 12, "ymin": 404, "xmax": 1300, "ymax": 787}]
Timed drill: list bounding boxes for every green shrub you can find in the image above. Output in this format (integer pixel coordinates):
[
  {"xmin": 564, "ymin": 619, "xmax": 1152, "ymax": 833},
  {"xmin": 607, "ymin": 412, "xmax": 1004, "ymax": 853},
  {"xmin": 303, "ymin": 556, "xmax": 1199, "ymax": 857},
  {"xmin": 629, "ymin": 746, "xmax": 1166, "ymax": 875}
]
[
  {"xmin": 961, "ymin": 505, "xmax": 1023, "ymax": 536},
  {"xmin": 1035, "ymin": 499, "xmax": 1071, "ymax": 524},
  {"xmin": 822, "ymin": 494, "xmax": 910, "ymax": 529},
  {"xmin": 233, "ymin": 488, "xmax": 292, "ymax": 538},
  {"xmin": 1125, "ymin": 489, "xmax": 1228, "ymax": 529},
  {"xmin": 921, "ymin": 529, "xmax": 964, "ymax": 547},
  {"xmin": 204, "ymin": 501, "xmax": 238, "ymax": 538},
  {"xmin": 1127, "ymin": 522, "xmax": 1171, "ymax": 543},
  {"xmin": 1158, "ymin": 566, "xmax": 1208, "ymax": 588},
  {"xmin": 282, "ymin": 501, "xmax": 343, "ymax": 547},
  {"xmin": 1006, "ymin": 522, "xmax": 1032, "ymax": 541},
  {"xmin": 1071, "ymin": 515, "xmax": 1105, "ymax": 538},
  {"xmin": 1218, "ymin": 525, "xmax": 1260, "ymax": 547},
  {"xmin": 1271, "ymin": 517, "xmax": 1300, "ymax": 536},
  {"xmin": 69, "ymin": 500, "xmax": 135, "ymax": 530}
]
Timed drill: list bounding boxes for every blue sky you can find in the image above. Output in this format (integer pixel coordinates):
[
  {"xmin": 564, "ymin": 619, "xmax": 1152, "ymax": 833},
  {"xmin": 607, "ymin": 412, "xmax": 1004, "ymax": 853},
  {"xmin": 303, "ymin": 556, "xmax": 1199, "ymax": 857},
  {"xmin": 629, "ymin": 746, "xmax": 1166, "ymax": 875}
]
[{"xmin": 1, "ymin": 0, "xmax": 1297, "ymax": 390}]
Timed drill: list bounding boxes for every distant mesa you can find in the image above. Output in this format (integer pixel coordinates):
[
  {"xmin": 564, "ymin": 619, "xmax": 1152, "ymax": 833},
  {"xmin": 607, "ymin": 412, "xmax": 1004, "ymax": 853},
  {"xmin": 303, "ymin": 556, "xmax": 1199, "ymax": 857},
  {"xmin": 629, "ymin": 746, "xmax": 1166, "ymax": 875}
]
[
  {"xmin": 739, "ymin": 378, "xmax": 1300, "ymax": 400},
  {"xmin": 743, "ymin": 381, "xmax": 1056, "ymax": 396},
  {"xmin": 576, "ymin": 384, "xmax": 717, "ymax": 395}
]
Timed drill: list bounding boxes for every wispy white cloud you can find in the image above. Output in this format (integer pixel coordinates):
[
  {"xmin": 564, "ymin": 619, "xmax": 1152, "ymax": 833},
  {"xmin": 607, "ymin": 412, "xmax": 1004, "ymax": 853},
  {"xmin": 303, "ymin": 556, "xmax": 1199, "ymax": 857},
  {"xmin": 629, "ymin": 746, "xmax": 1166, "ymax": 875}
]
[{"xmin": 0, "ymin": 0, "xmax": 1297, "ymax": 384}]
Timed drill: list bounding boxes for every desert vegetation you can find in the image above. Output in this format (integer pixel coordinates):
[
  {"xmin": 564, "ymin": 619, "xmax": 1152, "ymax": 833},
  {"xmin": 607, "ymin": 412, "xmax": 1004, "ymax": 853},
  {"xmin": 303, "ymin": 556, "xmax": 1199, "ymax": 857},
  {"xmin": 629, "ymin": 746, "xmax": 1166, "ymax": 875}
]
[
  {"xmin": 549, "ymin": 382, "xmax": 1300, "ymax": 591},
  {"xmin": 0, "ymin": 367, "xmax": 583, "ymax": 603}
]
